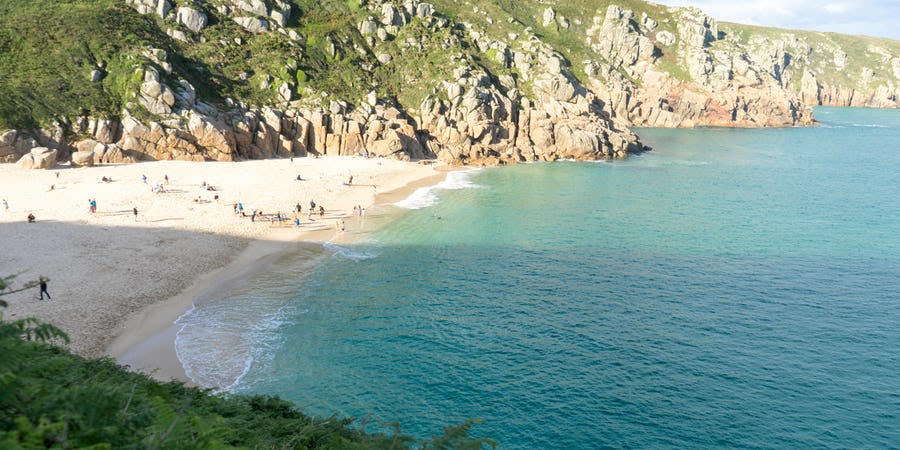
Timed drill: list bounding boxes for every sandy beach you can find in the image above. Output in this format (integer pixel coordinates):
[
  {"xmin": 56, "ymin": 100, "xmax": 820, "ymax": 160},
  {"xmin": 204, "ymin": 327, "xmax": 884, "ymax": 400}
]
[{"xmin": 0, "ymin": 156, "xmax": 446, "ymax": 382}]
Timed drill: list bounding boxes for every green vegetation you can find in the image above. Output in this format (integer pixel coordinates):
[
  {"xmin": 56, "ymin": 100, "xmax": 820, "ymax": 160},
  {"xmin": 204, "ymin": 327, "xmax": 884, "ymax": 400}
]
[
  {"xmin": 0, "ymin": 0, "xmax": 166, "ymax": 129},
  {"xmin": 0, "ymin": 276, "xmax": 494, "ymax": 448},
  {"xmin": 1, "ymin": 0, "xmax": 896, "ymax": 132}
]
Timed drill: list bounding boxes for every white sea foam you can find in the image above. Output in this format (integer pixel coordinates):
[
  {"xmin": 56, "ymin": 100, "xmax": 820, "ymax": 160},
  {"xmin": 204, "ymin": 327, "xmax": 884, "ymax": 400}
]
[
  {"xmin": 174, "ymin": 295, "xmax": 294, "ymax": 392},
  {"xmin": 394, "ymin": 169, "xmax": 481, "ymax": 209},
  {"xmin": 323, "ymin": 241, "xmax": 378, "ymax": 261}
]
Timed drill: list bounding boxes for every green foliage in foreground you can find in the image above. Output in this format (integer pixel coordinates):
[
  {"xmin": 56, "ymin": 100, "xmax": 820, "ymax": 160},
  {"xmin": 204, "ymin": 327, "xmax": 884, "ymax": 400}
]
[{"xmin": 0, "ymin": 277, "xmax": 495, "ymax": 449}]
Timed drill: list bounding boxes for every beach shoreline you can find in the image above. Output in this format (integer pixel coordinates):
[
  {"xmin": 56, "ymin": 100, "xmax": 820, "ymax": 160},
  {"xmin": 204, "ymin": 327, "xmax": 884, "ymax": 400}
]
[
  {"xmin": 0, "ymin": 157, "xmax": 450, "ymax": 384},
  {"xmin": 107, "ymin": 167, "xmax": 451, "ymax": 384}
]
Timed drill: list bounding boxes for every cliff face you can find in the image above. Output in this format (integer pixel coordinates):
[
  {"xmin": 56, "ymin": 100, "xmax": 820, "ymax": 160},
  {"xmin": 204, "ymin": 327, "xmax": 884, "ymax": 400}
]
[
  {"xmin": 584, "ymin": 5, "xmax": 814, "ymax": 127},
  {"xmin": 1, "ymin": 0, "xmax": 897, "ymax": 167}
]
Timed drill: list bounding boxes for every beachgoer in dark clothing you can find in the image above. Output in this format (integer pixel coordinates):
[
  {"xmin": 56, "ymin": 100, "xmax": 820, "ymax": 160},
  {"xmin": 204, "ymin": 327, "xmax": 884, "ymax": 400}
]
[
  {"xmin": 310, "ymin": 200, "xmax": 316, "ymax": 210},
  {"xmin": 319, "ymin": 206, "xmax": 325, "ymax": 218},
  {"xmin": 296, "ymin": 203, "xmax": 302, "ymax": 213},
  {"xmin": 348, "ymin": 175, "xmax": 353, "ymax": 185},
  {"xmin": 27, "ymin": 213, "xmax": 35, "ymax": 223},
  {"xmin": 133, "ymin": 207, "xmax": 138, "ymax": 221},
  {"xmin": 39, "ymin": 277, "xmax": 50, "ymax": 300},
  {"xmin": 164, "ymin": 175, "xmax": 169, "ymax": 184},
  {"xmin": 296, "ymin": 174, "xmax": 303, "ymax": 181}
]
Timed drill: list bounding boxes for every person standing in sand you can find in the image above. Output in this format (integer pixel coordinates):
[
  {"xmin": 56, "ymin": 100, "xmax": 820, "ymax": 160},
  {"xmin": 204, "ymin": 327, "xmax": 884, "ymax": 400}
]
[
  {"xmin": 39, "ymin": 277, "xmax": 51, "ymax": 300},
  {"xmin": 2, "ymin": 199, "xmax": 8, "ymax": 211},
  {"xmin": 133, "ymin": 207, "xmax": 139, "ymax": 221}
]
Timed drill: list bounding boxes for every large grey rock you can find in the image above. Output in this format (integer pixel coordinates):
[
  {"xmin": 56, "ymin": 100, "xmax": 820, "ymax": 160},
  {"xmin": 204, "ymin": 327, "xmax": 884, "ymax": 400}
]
[
  {"xmin": 234, "ymin": 17, "xmax": 269, "ymax": 33},
  {"xmin": 0, "ymin": 130, "xmax": 17, "ymax": 159},
  {"xmin": 656, "ymin": 31, "xmax": 675, "ymax": 47},
  {"xmin": 176, "ymin": 7, "xmax": 207, "ymax": 33},
  {"xmin": 167, "ymin": 28, "xmax": 189, "ymax": 42},
  {"xmin": 16, "ymin": 147, "xmax": 58, "ymax": 169},
  {"xmin": 126, "ymin": 0, "xmax": 170, "ymax": 18},
  {"xmin": 358, "ymin": 18, "xmax": 378, "ymax": 35},
  {"xmin": 542, "ymin": 8, "xmax": 555, "ymax": 27},
  {"xmin": 416, "ymin": 3, "xmax": 434, "ymax": 17},
  {"xmin": 278, "ymin": 82, "xmax": 292, "ymax": 103},
  {"xmin": 270, "ymin": 8, "xmax": 289, "ymax": 28},
  {"xmin": 234, "ymin": 0, "xmax": 267, "ymax": 16},
  {"xmin": 139, "ymin": 69, "xmax": 176, "ymax": 115},
  {"xmin": 71, "ymin": 150, "xmax": 95, "ymax": 167}
]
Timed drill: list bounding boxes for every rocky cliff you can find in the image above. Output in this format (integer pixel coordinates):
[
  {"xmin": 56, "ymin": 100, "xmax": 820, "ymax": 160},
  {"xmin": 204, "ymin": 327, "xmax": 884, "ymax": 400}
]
[{"xmin": 1, "ymin": 0, "xmax": 897, "ymax": 167}]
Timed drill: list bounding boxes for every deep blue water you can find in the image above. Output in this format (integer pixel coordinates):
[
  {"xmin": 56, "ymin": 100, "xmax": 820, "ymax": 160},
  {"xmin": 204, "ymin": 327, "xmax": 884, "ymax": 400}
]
[{"xmin": 177, "ymin": 107, "xmax": 900, "ymax": 448}]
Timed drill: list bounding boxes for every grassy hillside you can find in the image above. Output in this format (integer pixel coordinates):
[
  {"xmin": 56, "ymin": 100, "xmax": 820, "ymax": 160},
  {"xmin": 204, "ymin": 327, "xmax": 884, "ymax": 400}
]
[
  {"xmin": 0, "ymin": 0, "xmax": 897, "ymax": 131},
  {"xmin": 0, "ymin": 0, "xmax": 165, "ymax": 129}
]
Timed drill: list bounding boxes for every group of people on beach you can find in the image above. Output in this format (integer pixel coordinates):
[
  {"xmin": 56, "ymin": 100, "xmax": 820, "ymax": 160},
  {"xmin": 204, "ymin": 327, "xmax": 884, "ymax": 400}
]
[{"xmin": 11, "ymin": 161, "xmax": 367, "ymax": 238}]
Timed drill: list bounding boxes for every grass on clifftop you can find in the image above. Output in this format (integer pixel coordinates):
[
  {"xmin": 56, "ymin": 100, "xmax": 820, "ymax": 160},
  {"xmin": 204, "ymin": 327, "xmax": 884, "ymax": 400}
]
[{"xmin": 0, "ymin": 0, "xmax": 167, "ymax": 130}]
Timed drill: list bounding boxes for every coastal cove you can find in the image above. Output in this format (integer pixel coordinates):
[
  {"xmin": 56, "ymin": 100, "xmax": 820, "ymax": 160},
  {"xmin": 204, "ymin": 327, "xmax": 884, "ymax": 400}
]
[
  {"xmin": 0, "ymin": 157, "xmax": 448, "ymax": 364},
  {"xmin": 172, "ymin": 107, "xmax": 899, "ymax": 448}
]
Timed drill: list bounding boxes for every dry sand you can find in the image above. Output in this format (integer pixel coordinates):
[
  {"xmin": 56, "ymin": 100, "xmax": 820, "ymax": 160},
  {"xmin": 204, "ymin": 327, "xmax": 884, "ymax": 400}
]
[{"xmin": 0, "ymin": 156, "xmax": 446, "ymax": 381}]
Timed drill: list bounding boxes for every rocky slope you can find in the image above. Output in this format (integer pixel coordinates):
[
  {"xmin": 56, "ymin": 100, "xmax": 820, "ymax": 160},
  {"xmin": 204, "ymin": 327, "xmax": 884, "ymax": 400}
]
[{"xmin": 1, "ymin": 0, "xmax": 897, "ymax": 167}]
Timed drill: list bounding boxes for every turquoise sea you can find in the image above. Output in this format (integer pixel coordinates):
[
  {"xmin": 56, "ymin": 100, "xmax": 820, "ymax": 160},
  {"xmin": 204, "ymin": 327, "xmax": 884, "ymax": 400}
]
[{"xmin": 175, "ymin": 107, "xmax": 899, "ymax": 448}]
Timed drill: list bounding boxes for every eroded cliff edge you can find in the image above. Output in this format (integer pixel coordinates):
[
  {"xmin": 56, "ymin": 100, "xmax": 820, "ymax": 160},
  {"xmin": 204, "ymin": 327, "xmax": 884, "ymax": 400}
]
[{"xmin": 1, "ymin": 0, "xmax": 898, "ymax": 167}]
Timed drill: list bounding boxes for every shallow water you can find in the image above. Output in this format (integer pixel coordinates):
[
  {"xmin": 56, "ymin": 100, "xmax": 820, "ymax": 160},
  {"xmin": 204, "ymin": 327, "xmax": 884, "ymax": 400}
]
[{"xmin": 177, "ymin": 107, "xmax": 900, "ymax": 448}]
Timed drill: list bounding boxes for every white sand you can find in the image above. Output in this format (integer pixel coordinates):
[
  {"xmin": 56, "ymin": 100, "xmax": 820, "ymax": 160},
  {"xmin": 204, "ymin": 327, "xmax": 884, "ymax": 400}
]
[{"xmin": 0, "ymin": 157, "xmax": 445, "ymax": 379}]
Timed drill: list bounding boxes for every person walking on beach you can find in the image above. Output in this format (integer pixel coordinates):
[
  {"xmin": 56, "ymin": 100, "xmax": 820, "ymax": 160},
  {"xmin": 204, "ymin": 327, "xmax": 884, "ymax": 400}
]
[
  {"xmin": 39, "ymin": 277, "xmax": 51, "ymax": 300},
  {"xmin": 164, "ymin": 174, "xmax": 169, "ymax": 184},
  {"xmin": 348, "ymin": 175, "xmax": 353, "ymax": 185},
  {"xmin": 133, "ymin": 207, "xmax": 139, "ymax": 221},
  {"xmin": 296, "ymin": 203, "xmax": 302, "ymax": 214},
  {"xmin": 2, "ymin": 199, "xmax": 8, "ymax": 212},
  {"xmin": 319, "ymin": 205, "xmax": 325, "ymax": 218}
]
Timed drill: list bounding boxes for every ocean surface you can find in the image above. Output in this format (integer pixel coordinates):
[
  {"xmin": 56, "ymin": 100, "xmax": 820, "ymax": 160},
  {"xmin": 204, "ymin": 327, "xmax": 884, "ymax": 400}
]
[{"xmin": 175, "ymin": 107, "xmax": 900, "ymax": 448}]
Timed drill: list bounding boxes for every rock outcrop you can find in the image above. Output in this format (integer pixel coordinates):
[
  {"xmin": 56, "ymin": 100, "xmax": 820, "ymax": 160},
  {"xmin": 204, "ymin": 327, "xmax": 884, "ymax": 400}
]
[
  {"xmin": 16, "ymin": 147, "xmax": 58, "ymax": 169},
  {"xmin": 5, "ymin": 0, "xmax": 896, "ymax": 169},
  {"xmin": 584, "ymin": 5, "xmax": 813, "ymax": 127}
]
